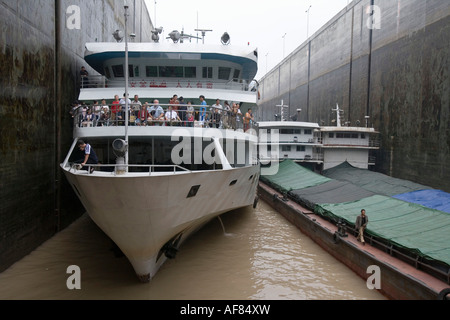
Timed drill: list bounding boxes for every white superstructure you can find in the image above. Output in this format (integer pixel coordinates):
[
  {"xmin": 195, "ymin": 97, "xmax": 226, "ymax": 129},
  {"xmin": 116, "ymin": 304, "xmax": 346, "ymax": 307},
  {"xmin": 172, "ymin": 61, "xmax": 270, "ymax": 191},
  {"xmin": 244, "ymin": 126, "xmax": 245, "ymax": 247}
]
[{"xmin": 257, "ymin": 103, "xmax": 379, "ymax": 171}]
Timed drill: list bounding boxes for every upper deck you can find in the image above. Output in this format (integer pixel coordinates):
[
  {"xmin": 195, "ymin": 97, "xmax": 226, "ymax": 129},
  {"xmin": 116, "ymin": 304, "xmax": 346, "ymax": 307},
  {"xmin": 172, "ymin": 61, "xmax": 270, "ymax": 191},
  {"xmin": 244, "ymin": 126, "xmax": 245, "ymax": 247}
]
[{"xmin": 80, "ymin": 42, "xmax": 259, "ymax": 103}]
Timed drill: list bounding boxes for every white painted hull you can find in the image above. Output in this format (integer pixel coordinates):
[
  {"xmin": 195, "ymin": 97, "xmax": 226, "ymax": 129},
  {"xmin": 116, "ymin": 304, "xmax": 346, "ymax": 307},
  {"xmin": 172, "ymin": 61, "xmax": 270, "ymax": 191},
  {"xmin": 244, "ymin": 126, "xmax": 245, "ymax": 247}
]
[{"xmin": 62, "ymin": 165, "xmax": 259, "ymax": 282}]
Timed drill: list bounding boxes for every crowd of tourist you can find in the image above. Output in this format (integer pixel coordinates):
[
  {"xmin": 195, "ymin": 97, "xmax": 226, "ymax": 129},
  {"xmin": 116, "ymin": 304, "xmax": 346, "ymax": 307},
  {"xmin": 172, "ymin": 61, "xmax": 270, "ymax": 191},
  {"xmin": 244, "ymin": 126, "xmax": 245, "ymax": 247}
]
[{"xmin": 70, "ymin": 94, "xmax": 254, "ymax": 130}]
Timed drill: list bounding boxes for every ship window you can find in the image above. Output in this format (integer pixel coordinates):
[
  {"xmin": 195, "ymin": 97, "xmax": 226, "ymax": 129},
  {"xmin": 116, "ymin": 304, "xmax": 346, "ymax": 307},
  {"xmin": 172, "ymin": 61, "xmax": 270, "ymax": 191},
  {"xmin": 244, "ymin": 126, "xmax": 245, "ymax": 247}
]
[
  {"xmin": 361, "ymin": 134, "xmax": 366, "ymax": 139},
  {"xmin": 218, "ymin": 67, "xmax": 231, "ymax": 80},
  {"xmin": 202, "ymin": 67, "xmax": 212, "ymax": 79},
  {"xmin": 128, "ymin": 65, "xmax": 135, "ymax": 77},
  {"xmin": 233, "ymin": 69, "xmax": 240, "ymax": 81},
  {"xmin": 146, "ymin": 66, "xmax": 158, "ymax": 77},
  {"xmin": 304, "ymin": 129, "xmax": 312, "ymax": 135},
  {"xmin": 131, "ymin": 65, "xmax": 139, "ymax": 77},
  {"xmin": 184, "ymin": 67, "xmax": 196, "ymax": 78},
  {"xmin": 187, "ymin": 185, "xmax": 200, "ymax": 198},
  {"xmin": 229, "ymin": 180, "xmax": 237, "ymax": 186},
  {"xmin": 351, "ymin": 133, "xmax": 358, "ymax": 139},
  {"xmin": 329, "ymin": 133, "xmax": 334, "ymax": 138},
  {"xmin": 297, "ymin": 146, "xmax": 305, "ymax": 152},
  {"xmin": 112, "ymin": 65, "xmax": 124, "ymax": 77},
  {"xmin": 104, "ymin": 67, "xmax": 111, "ymax": 78},
  {"xmin": 281, "ymin": 146, "xmax": 291, "ymax": 152},
  {"xmin": 159, "ymin": 66, "xmax": 183, "ymax": 78},
  {"xmin": 293, "ymin": 129, "xmax": 301, "ymax": 134}
]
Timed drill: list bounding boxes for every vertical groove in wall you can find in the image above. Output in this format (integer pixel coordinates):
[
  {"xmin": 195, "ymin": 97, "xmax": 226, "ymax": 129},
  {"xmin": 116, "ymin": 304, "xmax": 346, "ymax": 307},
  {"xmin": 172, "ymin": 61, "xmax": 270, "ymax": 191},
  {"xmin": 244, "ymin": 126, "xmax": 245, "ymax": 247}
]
[
  {"xmin": 54, "ymin": 0, "xmax": 61, "ymax": 233},
  {"xmin": 366, "ymin": 0, "xmax": 374, "ymax": 116},
  {"xmin": 348, "ymin": 7, "xmax": 355, "ymax": 117},
  {"xmin": 306, "ymin": 41, "xmax": 311, "ymax": 122}
]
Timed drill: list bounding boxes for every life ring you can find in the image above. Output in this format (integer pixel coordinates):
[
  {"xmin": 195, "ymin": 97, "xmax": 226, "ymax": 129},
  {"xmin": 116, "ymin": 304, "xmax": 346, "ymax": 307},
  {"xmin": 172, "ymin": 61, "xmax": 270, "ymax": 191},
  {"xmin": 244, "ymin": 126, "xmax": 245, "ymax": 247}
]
[{"xmin": 437, "ymin": 288, "xmax": 450, "ymax": 300}]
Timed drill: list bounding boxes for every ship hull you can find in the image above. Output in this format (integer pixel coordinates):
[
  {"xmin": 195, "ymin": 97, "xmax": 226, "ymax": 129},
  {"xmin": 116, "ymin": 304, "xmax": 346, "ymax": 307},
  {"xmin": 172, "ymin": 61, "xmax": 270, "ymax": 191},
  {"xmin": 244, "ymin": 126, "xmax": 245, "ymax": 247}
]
[{"xmin": 62, "ymin": 164, "xmax": 259, "ymax": 282}]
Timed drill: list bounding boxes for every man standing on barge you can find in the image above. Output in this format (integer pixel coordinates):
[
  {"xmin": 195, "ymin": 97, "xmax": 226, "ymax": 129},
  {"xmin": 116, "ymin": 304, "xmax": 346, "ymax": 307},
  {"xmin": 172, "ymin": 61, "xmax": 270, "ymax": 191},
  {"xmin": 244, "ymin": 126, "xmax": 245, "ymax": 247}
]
[{"xmin": 355, "ymin": 209, "xmax": 368, "ymax": 245}]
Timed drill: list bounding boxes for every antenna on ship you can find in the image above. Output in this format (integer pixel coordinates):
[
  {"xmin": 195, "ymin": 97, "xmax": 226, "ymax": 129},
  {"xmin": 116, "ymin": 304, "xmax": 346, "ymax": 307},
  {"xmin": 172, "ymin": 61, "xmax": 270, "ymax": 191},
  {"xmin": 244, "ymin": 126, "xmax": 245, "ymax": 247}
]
[
  {"xmin": 194, "ymin": 28, "xmax": 213, "ymax": 44},
  {"xmin": 332, "ymin": 103, "xmax": 343, "ymax": 127},
  {"xmin": 276, "ymin": 100, "xmax": 289, "ymax": 122}
]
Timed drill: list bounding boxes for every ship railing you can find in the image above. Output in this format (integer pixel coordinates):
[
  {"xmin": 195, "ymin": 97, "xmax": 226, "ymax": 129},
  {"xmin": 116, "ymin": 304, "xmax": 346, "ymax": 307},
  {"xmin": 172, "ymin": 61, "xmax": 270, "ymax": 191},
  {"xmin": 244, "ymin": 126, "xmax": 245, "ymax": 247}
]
[
  {"xmin": 80, "ymin": 75, "xmax": 107, "ymax": 89},
  {"xmin": 80, "ymin": 76, "xmax": 253, "ymax": 92},
  {"xmin": 369, "ymin": 138, "xmax": 381, "ymax": 148},
  {"xmin": 68, "ymin": 163, "xmax": 191, "ymax": 176},
  {"xmin": 70, "ymin": 103, "xmax": 256, "ymax": 132}
]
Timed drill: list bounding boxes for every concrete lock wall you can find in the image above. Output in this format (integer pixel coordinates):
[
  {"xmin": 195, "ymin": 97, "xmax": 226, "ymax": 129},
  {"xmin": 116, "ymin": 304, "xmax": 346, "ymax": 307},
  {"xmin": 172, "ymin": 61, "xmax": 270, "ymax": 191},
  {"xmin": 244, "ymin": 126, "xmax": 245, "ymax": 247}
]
[
  {"xmin": 0, "ymin": 0, "xmax": 153, "ymax": 273},
  {"xmin": 257, "ymin": 0, "xmax": 450, "ymax": 193}
]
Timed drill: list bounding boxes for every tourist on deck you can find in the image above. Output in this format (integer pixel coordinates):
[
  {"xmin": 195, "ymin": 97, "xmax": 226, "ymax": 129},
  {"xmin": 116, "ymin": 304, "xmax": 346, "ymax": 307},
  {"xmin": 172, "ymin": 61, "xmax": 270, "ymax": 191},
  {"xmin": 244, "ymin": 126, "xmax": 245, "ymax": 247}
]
[
  {"xmin": 231, "ymin": 102, "xmax": 242, "ymax": 130},
  {"xmin": 199, "ymin": 95, "xmax": 207, "ymax": 123},
  {"xmin": 99, "ymin": 99, "xmax": 110, "ymax": 126},
  {"xmin": 148, "ymin": 99, "xmax": 165, "ymax": 125},
  {"xmin": 355, "ymin": 209, "xmax": 369, "ymax": 245},
  {"xmin": 222, "ymin": 101, "xmax": 231, "ymax": 129},
  {"xmin": 136, "ymin": 104, "xmax": 148, "ymax": 126},
  {"xmin": 186, "ymin": 110, "xmax": 195, "ymax": 127},
  {"xmin": 76, "ymin": 140, "xmax": 98, "ymax": 173},
  {"xmin": 131, "ymin": 95, "xmax": 142, "ymax": 117},
  {"xmin": 243, "ymin": 108, "xmax": 254, "ymax": 132},
  {"xmin": 80, "ymin": 66, "xmax": 89, "ymax": 88},
  {"xmin": 92, "ymin": 100, "xmax": 102, "ymax": 126},
  {"xmin": 69, "ymin": 100, "xmax": 81, "ymax": 127},
  {"xmin": 165, "ymin": 105, "xmax": 181, "ymax": 125},
  {"xmin": 170, "ymin": 94, "xmax": 178, "ymax": 105},
  {"xmin": 186, "ymin": 101, "xmax": 195, "ymax": 127},
  {"xmin": 119, "ymin": 93, "xmax": 132, "ymax": 125},
  {"xmin": 111, "ymin": 95, "xmax": 121, "ymax": 125},
  {"xmin": 82, "ymin": 108, "xmax": 94, "ymax": 127},
  {"xmin": 178, "ymin": 96, "xmax": 187, "ymax": 125},
  {"xmin": 211, "ymin": 98, "xmax": 222, "ymax": 128}
]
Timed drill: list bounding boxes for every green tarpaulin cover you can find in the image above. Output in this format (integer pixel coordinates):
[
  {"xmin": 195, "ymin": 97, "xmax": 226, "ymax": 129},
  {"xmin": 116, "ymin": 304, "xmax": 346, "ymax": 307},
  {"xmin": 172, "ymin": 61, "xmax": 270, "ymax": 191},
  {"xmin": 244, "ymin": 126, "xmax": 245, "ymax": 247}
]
[
  {"xmin": 323, "ymin": 162, "xmax": 431, "ymax": 196},
  {"xmin": 316, "ymin": 195, "xmax": 450, "ymax": 267},
  {"xmin": 260, "ymin": 160, "xmax": 330, "ymax": 194}
]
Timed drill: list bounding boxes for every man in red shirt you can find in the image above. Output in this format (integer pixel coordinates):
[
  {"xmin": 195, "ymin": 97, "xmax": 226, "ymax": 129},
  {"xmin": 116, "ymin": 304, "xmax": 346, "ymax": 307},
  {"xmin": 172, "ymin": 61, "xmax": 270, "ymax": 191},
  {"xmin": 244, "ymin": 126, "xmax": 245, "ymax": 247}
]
[{"xmin": 111, "ymin": 95, "xmax": 121, "ymax": 125}]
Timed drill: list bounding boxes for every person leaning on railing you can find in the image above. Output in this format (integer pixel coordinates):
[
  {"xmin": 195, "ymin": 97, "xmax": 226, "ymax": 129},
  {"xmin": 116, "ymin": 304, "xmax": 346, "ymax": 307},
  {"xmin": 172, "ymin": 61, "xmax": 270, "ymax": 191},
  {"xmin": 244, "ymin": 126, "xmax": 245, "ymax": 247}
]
[
  {"xmin": 110, "ymin": 95, "xmax": 121, "ymax": 125},
  {"xmin": 222, "ymin": 101, "xmax": 231, "ymax": 129},
  {"xmin": 243, "ymin": 108, "xmax": 254, "ymax": 132},
  {"xmin": 99, "ymin": 99, "xmax": 110, "ymax": 126},
  {"xmin": 136, "ymin": 103, "xmax": 148, "ymax": 126},
  {"xmin": 80, "ymin": 66, "xmax": 89, "ymax": 88},
  {"xmin": 147, "ymin": 100, "xmax": 165, "ymax": 126},
  {"xmin": 165, "ymin": 105, "xmax": 181, "ymax": 126}
]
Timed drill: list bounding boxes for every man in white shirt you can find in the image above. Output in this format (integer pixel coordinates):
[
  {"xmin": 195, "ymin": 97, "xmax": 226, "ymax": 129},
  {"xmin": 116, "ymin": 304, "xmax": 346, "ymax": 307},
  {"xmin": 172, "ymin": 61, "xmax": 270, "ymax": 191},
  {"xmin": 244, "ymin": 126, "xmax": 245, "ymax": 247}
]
[
  {"xmin": 119, "ymin": 93, "xmax": 132, "ymax": 123},
  {"xmin": 165, "ymin": 105, "xmax": 181, "ymax": 125},
  {"xmin": 211, "ymin": 98, "xmax": 223, "ymax": 128}
]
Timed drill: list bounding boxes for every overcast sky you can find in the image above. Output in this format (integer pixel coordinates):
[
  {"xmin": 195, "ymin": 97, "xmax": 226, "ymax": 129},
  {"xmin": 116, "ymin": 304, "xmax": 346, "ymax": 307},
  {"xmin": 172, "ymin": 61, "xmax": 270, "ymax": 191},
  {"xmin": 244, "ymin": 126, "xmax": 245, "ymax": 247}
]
[{"xmin": 143, "ymin": 0, "xmax": 350, "ymax": 80}]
